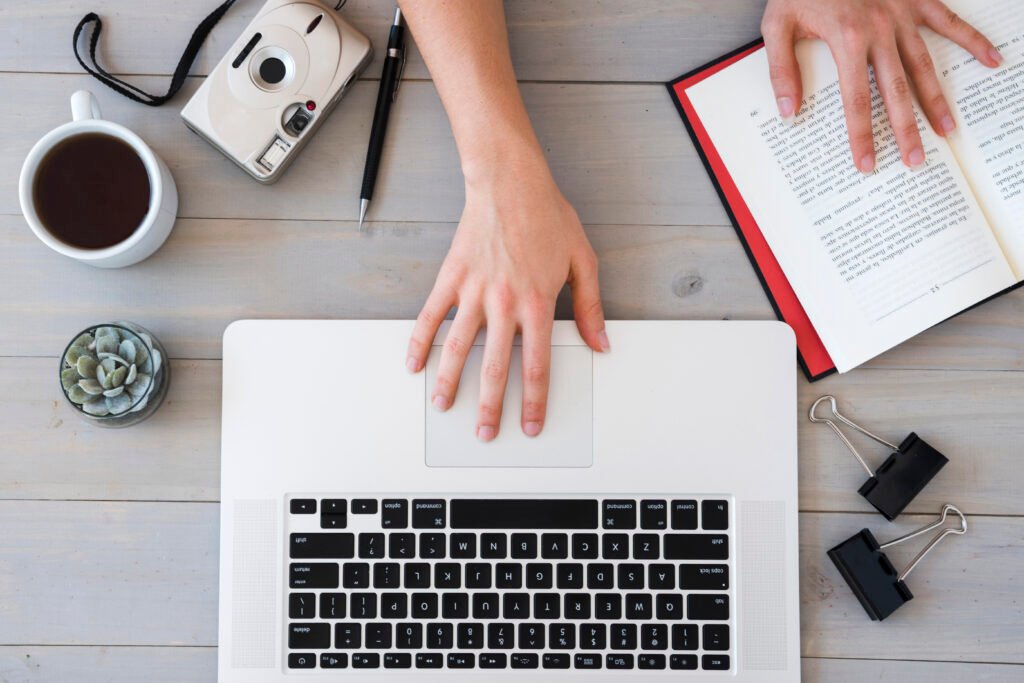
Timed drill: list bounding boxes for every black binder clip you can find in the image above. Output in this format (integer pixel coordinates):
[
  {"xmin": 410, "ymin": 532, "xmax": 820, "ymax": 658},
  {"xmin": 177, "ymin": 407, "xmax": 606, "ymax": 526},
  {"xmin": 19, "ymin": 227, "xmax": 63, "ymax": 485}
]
[
  {"xmin": 828, "ymin": 503, "xmax": 966, "ymax": 621},
  {"xmin": 809, "ymin": 396, "xmax": 948, "ymax": 521}
]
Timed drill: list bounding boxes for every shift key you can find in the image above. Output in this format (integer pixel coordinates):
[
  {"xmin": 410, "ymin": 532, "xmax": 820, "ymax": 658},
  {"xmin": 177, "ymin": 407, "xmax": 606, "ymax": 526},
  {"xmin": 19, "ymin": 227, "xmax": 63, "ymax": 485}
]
[
  {"xmin": 289, "ymin": 562, "xmax": 339, "ymax": 588},
  {"xmin": 664, "ymin": 534, "xmax": 729, "ymax": 560}
]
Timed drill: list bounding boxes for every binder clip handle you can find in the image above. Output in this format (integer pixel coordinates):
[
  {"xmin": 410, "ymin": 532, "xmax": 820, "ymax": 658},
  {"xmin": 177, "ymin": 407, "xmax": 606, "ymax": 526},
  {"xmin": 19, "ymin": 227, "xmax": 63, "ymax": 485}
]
[
  {"xmin": 809, "ymin": 395, "xmax": 898, "ymax": 478},
  {"xmin": 880, "ymin": 503, "xmax": 967, "ymax": 581}
]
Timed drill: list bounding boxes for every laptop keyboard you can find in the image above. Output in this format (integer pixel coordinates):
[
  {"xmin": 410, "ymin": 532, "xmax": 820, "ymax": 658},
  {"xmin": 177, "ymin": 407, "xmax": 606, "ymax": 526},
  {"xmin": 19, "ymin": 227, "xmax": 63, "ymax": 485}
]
[{"xmin": 285, "ymin": 495, "xmax": 732, "ymax": 673}]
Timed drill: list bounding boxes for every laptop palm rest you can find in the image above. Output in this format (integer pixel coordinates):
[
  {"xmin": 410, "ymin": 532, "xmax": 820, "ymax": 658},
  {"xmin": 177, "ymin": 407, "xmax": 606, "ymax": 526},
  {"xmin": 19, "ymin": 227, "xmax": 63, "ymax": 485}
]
[{"xmin": 425, "ymin": 344, "xmax": 593, "ymax": 468}]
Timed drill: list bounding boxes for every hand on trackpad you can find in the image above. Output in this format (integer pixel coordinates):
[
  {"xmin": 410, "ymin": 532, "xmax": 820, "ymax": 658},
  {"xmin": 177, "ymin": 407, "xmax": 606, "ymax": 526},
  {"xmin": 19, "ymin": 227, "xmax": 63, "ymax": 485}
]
[{"xmin": 425, "ymin": 345, "xmax": 594, "ymax": 468}]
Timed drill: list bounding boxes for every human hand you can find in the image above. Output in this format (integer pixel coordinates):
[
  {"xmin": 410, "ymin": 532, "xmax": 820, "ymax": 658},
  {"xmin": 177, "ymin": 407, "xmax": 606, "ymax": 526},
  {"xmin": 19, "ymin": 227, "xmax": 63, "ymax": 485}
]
[
  {"xmin": 406, "ymin": 152, "xmax": 608, "ymax": 441},
  {"xmin": 761, "ymin": 0, "xmax": 1002, "ymax": 172}
]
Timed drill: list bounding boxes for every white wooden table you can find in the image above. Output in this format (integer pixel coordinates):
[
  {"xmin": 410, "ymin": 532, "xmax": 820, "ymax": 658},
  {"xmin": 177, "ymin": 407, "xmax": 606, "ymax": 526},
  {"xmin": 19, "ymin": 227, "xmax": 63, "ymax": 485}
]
[{"xmin": 1, "ymin": 2, "xmax": 1022, "ymax": 681}]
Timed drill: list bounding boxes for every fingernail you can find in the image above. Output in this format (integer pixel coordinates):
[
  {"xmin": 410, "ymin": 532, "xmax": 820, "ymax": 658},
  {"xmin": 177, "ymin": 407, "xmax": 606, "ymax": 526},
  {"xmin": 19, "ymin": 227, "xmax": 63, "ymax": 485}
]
[
  {"xmin": 908, "ymin": 148, "xmax": 925, "ymax": 168},
  {"xmin": 940, "ymin": 115, "xmax": 956, "ymax": 134},
  {"xmin": 597, "ymin": 330, "xmax": 610, "ymax": 352},
  {"xmin": 524, "ymin": 421, "xmax": 542, "ymax": 437},
  {"xmin": 406, "ymin": 356, "xmax": 419, "ymax": 373},
  {"xmin": 432, "ymin": 395, "xmax": 449, "ymax": 411},
  {"xmin": 989, "ymin": 48, "xmax": 1003, "ymax": 66},
  {"xmin": 777, "ymin": 96, "xmax": 795, "ymax": 120},
  {"xmin": 477, "ymin": 425, "xmax": 497, "ymax": 442},
  {"xmin": 859, "ymin": 155, "xmax": 875, "ymax": 174}
]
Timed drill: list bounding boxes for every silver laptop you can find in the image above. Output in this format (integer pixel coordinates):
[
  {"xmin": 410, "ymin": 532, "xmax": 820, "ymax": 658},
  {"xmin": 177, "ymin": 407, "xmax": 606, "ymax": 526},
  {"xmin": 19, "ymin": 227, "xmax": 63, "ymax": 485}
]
[{"xmin": 219, "ymin": 320, "xmax": 800, "ymax": 681}]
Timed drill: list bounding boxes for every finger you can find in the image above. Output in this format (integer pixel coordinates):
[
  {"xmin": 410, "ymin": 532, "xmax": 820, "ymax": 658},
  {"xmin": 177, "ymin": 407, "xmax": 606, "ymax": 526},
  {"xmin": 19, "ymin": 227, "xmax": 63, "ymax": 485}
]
[
  {"xmin": 871, "ymin": 35, "xmax": 926, "ymax": 168},
  {"xmin": 898, "ymin": 28, "xmax": 956, "ymax": 136},
  {"xmin": 407, "ymin": 282, "xmax": 455, "ymax": 373},
  {"xmin": 762, "ymin": 15, "xmax": 803, "ymax": 119},
  {"xmin": 827, "ymin": 39, "xmax": 876, "ymax": 173},
  {"xmin": 920, "ymin": 1, "xmax": 1002, "ymax": 67},
  {"xmin": 432, "ymin": 304, "xmax": 482, "ymax": 412},
  {"xmin": 520, "ymin": 308, "xmax": 553, "ymax": 438},
  {"xmin": 476, "ymin": 315, "xmax": 516, "ymax": 442},
  {"xmin": 569, "ymin": 250, "xmax": 609, "ymax": 353}
]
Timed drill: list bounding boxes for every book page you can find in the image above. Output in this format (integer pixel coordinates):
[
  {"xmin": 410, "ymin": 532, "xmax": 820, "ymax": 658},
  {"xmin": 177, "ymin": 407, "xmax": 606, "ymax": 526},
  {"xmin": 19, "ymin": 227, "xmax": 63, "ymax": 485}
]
[
  {"xmin": 686, "ymin": 41, "xmax": 1016, "ymax": 372},
  {"xmin": 927, "ymin": 0, "xmax": 1024, "ymax": 277}
]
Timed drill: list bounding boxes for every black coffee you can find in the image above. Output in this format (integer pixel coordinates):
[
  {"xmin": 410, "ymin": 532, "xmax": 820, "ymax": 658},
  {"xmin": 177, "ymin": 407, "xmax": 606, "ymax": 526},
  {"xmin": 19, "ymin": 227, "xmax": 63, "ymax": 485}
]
[{"xmin": 33, "ymin": 133, "xmax": 151, "ymax": 250}]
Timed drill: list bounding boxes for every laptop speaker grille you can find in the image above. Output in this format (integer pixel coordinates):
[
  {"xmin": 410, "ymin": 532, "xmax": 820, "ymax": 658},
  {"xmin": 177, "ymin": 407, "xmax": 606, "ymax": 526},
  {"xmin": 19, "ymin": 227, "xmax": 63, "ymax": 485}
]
[
  {"xmin": 231, "ymin": 499, "xmax": 278, "ymax": 668},
  {"xmin": 739, "ymin": 500, "xmax": 788, "ymax": 670}
]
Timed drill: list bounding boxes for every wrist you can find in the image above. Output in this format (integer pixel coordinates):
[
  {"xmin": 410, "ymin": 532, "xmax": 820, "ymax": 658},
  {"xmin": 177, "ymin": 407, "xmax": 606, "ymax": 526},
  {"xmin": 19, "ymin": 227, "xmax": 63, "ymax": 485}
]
[{"xmin": 459, "ymin": 127, "xmax": 553, "ymax": 190}]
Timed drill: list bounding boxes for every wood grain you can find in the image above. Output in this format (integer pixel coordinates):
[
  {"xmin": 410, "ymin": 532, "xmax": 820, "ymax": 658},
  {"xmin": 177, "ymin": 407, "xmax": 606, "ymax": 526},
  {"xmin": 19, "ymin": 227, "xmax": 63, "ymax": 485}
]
[
  {"xmin": 0, "ymin": 0, "xmax": 766, "ymax": 83},
  {"xmin": 2, "ymin": 502, "xmax": 1021, "ymax": 663}
]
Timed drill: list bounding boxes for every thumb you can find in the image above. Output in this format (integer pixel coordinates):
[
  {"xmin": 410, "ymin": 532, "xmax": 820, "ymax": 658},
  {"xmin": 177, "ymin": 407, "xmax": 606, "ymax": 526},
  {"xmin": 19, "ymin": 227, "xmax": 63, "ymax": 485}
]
[
  {"xmin": 762, "ymin": 16, "xmax": 803, "ymax": 120},
  {"xmin": 569, "ymin": 250, "xmax": 609, "ymax": 352}
]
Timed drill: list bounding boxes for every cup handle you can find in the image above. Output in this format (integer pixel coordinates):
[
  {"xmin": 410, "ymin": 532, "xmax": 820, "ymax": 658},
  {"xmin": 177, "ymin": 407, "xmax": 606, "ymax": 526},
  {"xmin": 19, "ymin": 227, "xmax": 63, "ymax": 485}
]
[{"xmin": 71, "ymin": 90, "xmax": 102, "ymax": 122}]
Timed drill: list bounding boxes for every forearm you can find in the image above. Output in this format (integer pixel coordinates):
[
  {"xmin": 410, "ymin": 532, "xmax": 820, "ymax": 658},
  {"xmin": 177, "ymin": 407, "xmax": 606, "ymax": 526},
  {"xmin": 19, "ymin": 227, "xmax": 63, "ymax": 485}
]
[{"xmin": 397, "ymin": 0, "xmax": 549, "ymax": 184}]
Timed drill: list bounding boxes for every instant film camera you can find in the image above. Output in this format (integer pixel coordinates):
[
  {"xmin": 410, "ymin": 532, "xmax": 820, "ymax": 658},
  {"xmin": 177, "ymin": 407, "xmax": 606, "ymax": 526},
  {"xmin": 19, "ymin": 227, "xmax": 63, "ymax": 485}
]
[{"xmin": 181, "ymin": 0, "xmax": 371, "ymax": 183}]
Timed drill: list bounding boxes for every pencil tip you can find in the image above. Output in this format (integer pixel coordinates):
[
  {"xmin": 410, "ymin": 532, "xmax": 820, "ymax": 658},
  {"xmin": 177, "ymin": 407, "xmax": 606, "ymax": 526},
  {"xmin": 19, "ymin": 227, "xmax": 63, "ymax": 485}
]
[{"xmin": 359, "ymin": 199, "xmax": 369, "ymax": 227}]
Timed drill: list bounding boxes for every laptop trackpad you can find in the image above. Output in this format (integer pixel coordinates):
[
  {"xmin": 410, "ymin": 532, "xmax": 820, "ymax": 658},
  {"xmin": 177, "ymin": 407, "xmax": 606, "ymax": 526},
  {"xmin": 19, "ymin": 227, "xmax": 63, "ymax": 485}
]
[{"xmin": 425, "ymin": 344, "xmax": 593, "ymax": 468}]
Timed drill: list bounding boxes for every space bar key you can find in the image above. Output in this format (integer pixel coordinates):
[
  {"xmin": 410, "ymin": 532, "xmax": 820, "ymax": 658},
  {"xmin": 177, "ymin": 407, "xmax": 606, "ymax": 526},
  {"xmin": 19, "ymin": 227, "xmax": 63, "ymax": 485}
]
[{"xmin": 450, "ymin": 499, "xmax": 598, "ymax": 529}]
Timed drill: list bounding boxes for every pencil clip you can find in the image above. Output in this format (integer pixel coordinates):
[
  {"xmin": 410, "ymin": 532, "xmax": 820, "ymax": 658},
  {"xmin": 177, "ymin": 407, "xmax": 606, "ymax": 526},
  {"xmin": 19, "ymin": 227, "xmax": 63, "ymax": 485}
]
[
  {"xmin": 827, "ymin": 503, "xmax": 967, "ymax": 621},
  {"xmin": 809, "ymin": 396, "xmax": 948, "ymax": 521}
]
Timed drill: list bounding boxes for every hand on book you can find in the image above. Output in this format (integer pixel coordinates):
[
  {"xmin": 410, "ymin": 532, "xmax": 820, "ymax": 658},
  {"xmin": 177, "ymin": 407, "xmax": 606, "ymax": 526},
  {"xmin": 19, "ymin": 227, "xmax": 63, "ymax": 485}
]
[
  {"xmin": 761, "ymin": 0, "xmax": 1002, "ymax": 173},
  {"xmin": 406, "ymin": 151, "xmax": 608, "ymax": 442}
]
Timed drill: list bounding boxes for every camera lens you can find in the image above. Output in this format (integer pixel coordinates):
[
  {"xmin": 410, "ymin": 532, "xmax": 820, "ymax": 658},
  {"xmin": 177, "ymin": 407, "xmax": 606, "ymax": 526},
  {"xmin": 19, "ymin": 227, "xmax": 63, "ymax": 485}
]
[
  {"xmin": 293, "ymin": 115, "xmax": 308, "ymax": 131},
  {"xmin": 259, "ymin": 57, "xmax": 287, "ymax": 85}
]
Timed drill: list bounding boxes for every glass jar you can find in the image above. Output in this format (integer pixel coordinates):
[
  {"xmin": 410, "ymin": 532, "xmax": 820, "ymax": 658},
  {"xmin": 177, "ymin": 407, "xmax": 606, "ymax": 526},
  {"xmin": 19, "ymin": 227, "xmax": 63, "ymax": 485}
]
[{"xmin": 58, "ymin": 321, "xmax": 170, "ymax": 428}]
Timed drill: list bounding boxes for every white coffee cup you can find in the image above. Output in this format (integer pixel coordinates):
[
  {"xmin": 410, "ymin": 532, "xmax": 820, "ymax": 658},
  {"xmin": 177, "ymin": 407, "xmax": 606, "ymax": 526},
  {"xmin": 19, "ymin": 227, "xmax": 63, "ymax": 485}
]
[{"xmin": 18, "ymin": 90, "xmax": 178, "ymax": 268}]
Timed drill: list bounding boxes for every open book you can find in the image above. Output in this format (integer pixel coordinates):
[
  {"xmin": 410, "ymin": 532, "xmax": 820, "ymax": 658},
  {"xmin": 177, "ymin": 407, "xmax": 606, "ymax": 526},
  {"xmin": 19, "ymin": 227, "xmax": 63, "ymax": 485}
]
[{"xmin": 669, "ymin": 0, "xmax": 1024, "ymax": 379}]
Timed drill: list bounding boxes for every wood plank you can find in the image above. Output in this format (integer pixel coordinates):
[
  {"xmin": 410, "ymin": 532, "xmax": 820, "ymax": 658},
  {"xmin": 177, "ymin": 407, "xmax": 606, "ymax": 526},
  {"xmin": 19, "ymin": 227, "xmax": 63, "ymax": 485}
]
[
  {"xmin": 0, "ymin": 74, "xmax": 718, "ymax": 226},
  {"xmin": 0, "ymin": 0, "xmax": 766, "ymax": 83},
  {"xmin": 1, "ymin": 213, "xmax": 1021, "ymax": 369},
  {"xmin": 2, "ymin": 353, "xmax": 1022, "ymax": 514},
  {"xmin": 0, "ymin": 647, "xmax": 215, "ymax": 683},
  {"xmin": 2, "ymin": 648, "xmax": 1020, "ymax": 683},
  {"xmin": 2, "ymin": 501, "xmax": 1021, "ymax": 663},
  {"xmin": 802, "ymin": 658, "xmax": 1024, "ymax": 682}
]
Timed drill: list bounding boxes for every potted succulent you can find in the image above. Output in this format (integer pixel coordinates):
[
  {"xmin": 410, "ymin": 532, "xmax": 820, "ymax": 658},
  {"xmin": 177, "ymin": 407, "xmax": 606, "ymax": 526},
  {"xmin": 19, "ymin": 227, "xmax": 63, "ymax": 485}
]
[{"xmin": 59, "ymin": 322, "xmax": 169, "ymax": 427}]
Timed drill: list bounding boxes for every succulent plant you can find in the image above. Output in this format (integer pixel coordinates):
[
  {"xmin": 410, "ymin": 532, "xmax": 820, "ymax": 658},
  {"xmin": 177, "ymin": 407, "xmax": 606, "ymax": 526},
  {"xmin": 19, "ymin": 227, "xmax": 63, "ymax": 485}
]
[{"xmin": 60, "ymin": 324, "xmax": 163, "ymax": 417}]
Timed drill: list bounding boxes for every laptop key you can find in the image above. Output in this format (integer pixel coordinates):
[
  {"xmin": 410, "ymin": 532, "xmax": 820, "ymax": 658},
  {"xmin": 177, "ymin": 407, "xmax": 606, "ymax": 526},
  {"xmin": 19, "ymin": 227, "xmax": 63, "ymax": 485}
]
[
  {"xmin": 457, "ymin": 623, "xmax": 484, "ymax": 649},
  {"xmin": 581, "ymin": 623, "xmax": 607, "ymax": 649},
  {"xmin": 518, "ymin": 623, "xmax": 544, "ymax": 649},
  {"xmin": 411, "ymin": 593, "xmax": 438, "ymax": 619},
  {"xmin": 380, "ymin": 592, "xmax": 407, "ymax": 619},
  {"xmin": 396, "ymin": 622, "xmax": 423, "ymax": 649},
  {"xmin": 288, "ymin": 653, "xmax": 315, "ymax": 669},
  {"xmin": 702, "ymin": 500, "xmax": 729, "ymax": 530},
  {"xmin": 358, "ymin": 533, "xmax": 384, "ymax": 559},
  {"xmin": 384, "ymin": 652, "xmax": 411, "ymax": 668},
  {"xmin": 543, "ymin": 653, "xmax": 570, "ymax": 669},
  {"xmin": 595, "ymin": 593, "xmax": 622, "ymax": 619},
  {"xmin": 289, "ymin": 592, "xmax": 315, "ymax": 619},
  {"xmin": 481, "ymin": 533, "xmax": 507, "ymax": 558},
  {"xmin": 549, "ymin": 623, "xmax": 575, "ymax": 649},
  {"xmin": 372, "ymin": 563, "xmax": 400, "ymax": 589},
  {"xmin": 290, "ymin": 562, "xmax": 338, "ymax": 589},
  {"xmin": 381, "ymin": 499, "xmax": 408, "ymax": 528},
  {"xmin": 649, "ymin": 563, "xmax": 675, "ymax": 589},
  {"xmin": 688, "ymin": 594, "xmax": 729, "ymax": 620},
  {"xmin": 419, "ymin": 533, "xmax": 445, "ymax": 559},
  {"xmin": 289, "ymin": 623, "xmax": 330, "ymax": 649},
  {"xmin": 488, "ymin": 622, "xmax": 514, "ymax": 649},
  {"xmin": 670, "ymin": 500, "xmax": 698, "ymax": 529},
  {"xmin": 611, "ymin": 623, "xmax": 637, "ymax": 649},
  {"xmin": 602, "ymin": 500, "xmax": 637, "ymax": 529},
  {"xmin": 641, "ymin": 500, "xmax": 668, "ymax": 529},
  {"xmin": 556, "ymin": 562, "xmax": 584, "ymax": 589},
  {"xmin": 572, "ymin": 533, "xmax": 599, "ymax": 559},
  {"xmin": 341, "ymin": 563, "xmax": 369, "ymax": 588},
  {"xmin": 656, "ymin": 594, "xmax": 683, "ymax": 620},
  {"xmin": 335, "ymin": 623, "xmax": 361, "ymax": 649},
  {"xmin": 602, "ymin": 534, "xmax": 629, "ymax": 559},
  {"xmin": 388, "ymin": 532, "xmax": 415, "ymax": 559},
  {"xmin": 350, "ymin": 593, "xmax": 377, "ymax": 619},
  {"xmin": 447, "ymin": 653, "xmax": 474, "ymax": 669},
  {"xmin": 290, "ymin": 498, "xmax": 316, "ymax": 514},
  {"xmin": 564, "ymin": 593, "xmax": 591, "ymax": 619},
  {"xmin": 526, "ymin": 563, "xmax": 552, "ymax": 589},
  {"xmin": 365, "ymin": 623, "xmax": 391, "ymax": 649},
  {"xmin": 680, "ymin": 563, "xmax": 729, "ymax": 590},
  {"xmin": 403, "ymin": 563, "xmax": 430, "ymax": 588},
  {"xmin": 703, "ymin": 624, "xmax": 730, "ymax": 650},
  {"xmin": 319, "ymin": 592, "xmax": 345, "ymax": 619},
  {"xmin": 670, "ymin": 653, "xmax": 699, "ymax": 670},
  {"xmin": 473, "ymin": 593, "xmax": 499, "ymax": 619},
  {"xmin": 633, "ymin": 534, "xmax": 660, "ymax": 560},
  {"xmin": 351, "ymin": 653, "xmax": 379, "ymax": 668},
  {"xmin": 450, "ymin": 533, "xmax": 476, "ymax": 558},
  {"xmin": 416, "ymin": 653, "xmax": 443, "ymax": 668},
  {"xmin": 671, "ymin": 624, "xmax": 698, "ymax": 650},
  {"xmin": 618, "ymin": 563, "xmax": 644, "ymax": 589},
  {"xmin": 541, "ymin": 533, "xmax": 569, "ymax": 559},
  {"xmin": 495, "ymin": 563, "xmax": 523, "ymax": 589},
  {"xmin": 703, "ymin": 654, "xmax": 731, "ymax": 670},
  {"xmin": 511, "ymin": 533, "xmax": 538, "ymax": 559},
  {"xmin": 503, "ymin": 593, "xmax": 530, "ymax": 619},
  {"xmin": 291, "ymin": 533, "xmax": 354, "ymax": 559},
  {"xmin": 511, "ymin": 653, "xmax": 539, "ymax": 669},
  {"xmin": 320, "ymin": 653, "xmax": 347, "ymax": 669},
  {"xmin": 412, "ymin": 499, "xmax": 446, "ymax": 529},
  {"xmin": 607, "ymin": 654, "xmax": 635, "ymax": 669},
  {"xmin": 351, "ymin": 499, "xmax": 377, "ymax": 514},
  {"xmin": 664, "ymin": 534, "xmax": 729, "ymax": 560},
  {"xmin": 641, "ymin": 624, "xmax": 668, "ymax": 650},
  {"xmin": 435, "ymin": 563, "xmax": 461, "ymax": 589},
  {"xmin": 321, "ymin": 499, "xmax": 346, "ymax": 515},
  {"xmin": 466, "ymin": 563, "xmax": 492, "ymax": 588},
  {"xmin": 480, "ymin": 653, "xmax": 507, "ymax": 669},
  {"xmin": 575, "ymin": 653, "xmax": 601, "ymax": 669},
  {"xmin": 442, "ymin": 593, "xmax": 469, "ymax": 619},
  {"xmin": 626, "ymin": 593, "xmax": 652, "ymax": 619},
  {"xmin": 534, "ymin": 593, "xmax": 561, "ymax": 619},
  {"xmin": 427, "ymin": 623, "xmax": 453, "ymax": 649},
  {"xmin": 639, "ymin": 654, "xmax": 667, "ymax": 669},
  {"xmin": 588, "ymin": 563, "xmax": 614, "ymax": 589}
]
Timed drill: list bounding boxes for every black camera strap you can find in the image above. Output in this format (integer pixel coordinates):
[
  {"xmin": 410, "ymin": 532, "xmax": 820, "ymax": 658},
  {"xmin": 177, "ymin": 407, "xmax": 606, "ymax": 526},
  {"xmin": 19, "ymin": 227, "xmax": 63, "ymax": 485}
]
[{"xmin": 72, "ymin": 0, "xmax": 239, "ymax": 107}]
